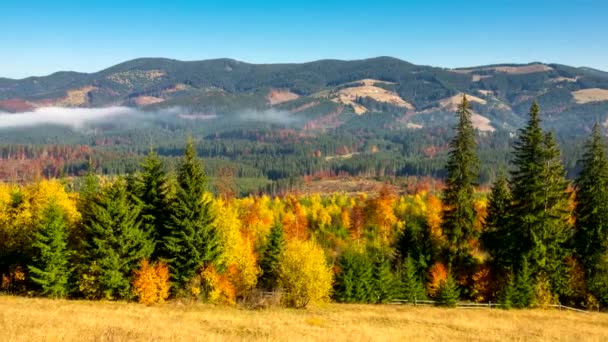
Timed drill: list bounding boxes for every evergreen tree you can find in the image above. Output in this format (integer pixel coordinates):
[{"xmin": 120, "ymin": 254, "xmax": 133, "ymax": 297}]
[
  {"xmin": 334, "ymin": 250, "xmax": 357, "ymax": 303},
  {"xmin": 441, "ymin": 95, "xmax": 480, "ymax": 265},
  {"xmin": 81, "ymin": 180, "xmax": 153, "ymax": 300},
  {"xmin": 500, "ymin": 274, "xmax": 515, "ymax": 309},
  {"xmin": 397, "ymin": 219, "xmax": 434, "ymax": 276},
  {"xmin": 28, "ymin": 201, "xmax": 72, "ymax": 298},
  {"xmin": 481, "ymin": 173, "xmax": 514, "ymax": 272},
  {"xmin": 399, "ymin": 256, "xmax": 427, "ymax": 302},
  {"xmin": 574, "ymin": 123, "xmax": 608, "ymax": 275},
  {"xmin": 164, "ymin": 138, "xmax": 223, "ymax": 290},
  {"xmin": 513, "ymin": 258, "xmax": 535, "ymax": 308},
  {"xmin": 259, "ymin": 221, "xmax": 286, "ymax": 291},
  {"xmin": 436, "ymin": 271, "xmax": 460, "ymax": 307},
  {"xmin": 537, "ymin": 132, "xmax": 572, "ymax": 294},
  {"xmin": 351, "ymin": 252, "xmax": 374, "ymax": 303},
  {"xmin": 334, "ymin": 249, "xmax": 374, "ymax": 303},
  {"xmin": 371, "ymin": 253, "xmax": 396, "ymax": 303},
  {"xmin": 129, "ymin": 149, "xmax": 173, "ymax": 259},
  {"xmin": 509, "ymin": 102, "xmax": 571, "ymax": 294}
]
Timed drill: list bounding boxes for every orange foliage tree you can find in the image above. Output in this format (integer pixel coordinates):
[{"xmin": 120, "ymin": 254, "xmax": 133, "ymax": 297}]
[{"xmin": 132, "ymin": 259, "xmax": 171, "ymax": 305}]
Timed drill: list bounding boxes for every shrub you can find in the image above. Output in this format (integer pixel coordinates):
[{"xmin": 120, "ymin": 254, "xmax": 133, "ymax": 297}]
[
  {"xmin": 278, "ymin": 240, "xmax": 333, "ymax": 308},
  {"xmin": 132, "ymin": 259, "xmax": 171, "ymax": 305}
]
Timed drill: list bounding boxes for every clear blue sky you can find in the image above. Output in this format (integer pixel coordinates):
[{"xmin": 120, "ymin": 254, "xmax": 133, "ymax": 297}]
[{"xmin": 1, "ymin": 0, "xmax": 606, "ymax": 78}]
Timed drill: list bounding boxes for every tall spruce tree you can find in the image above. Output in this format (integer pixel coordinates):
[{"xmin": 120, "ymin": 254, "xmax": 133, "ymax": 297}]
[
  {"xmin": 164, "ymin": 138, "xmax": 223, "ymax": 290},
  {"xmin": 482, "ymin": 172, "xmax": 515, "ymax": 273},
  {"xmin": 259, "ymin": 221, "xmax": 286, "ymax": 290},
  {"xmin": 509, "ymin": 102, "xmax": 571, "ymax": 295},
  {"xmin": 441, "ymin": 95, "xmax": 479, "ymax": 266},
  {"xmin": 81, "ymin": 180, "xmax": 153, "ymax": 300},
  {"xmin": 574, "ymin": 123, "xmax": 608, "ymax": 273},
  {"xmin": 28, "ymin": 201, "xmax": 72, "ymax": 298},
  {"xmin": 129, "ymin": 149, "xmax": 173, "ymax": 259}
]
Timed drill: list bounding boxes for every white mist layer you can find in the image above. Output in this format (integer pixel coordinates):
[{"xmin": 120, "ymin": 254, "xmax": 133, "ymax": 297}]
[{"xmin": 0, "ymin": 106, "xmax": 138, "ymax": 129}]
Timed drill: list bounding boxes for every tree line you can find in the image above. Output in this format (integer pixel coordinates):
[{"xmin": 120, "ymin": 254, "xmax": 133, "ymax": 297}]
[{"xmin": 0, "ymin": 96, "xmax": 607, "ymax": 309}]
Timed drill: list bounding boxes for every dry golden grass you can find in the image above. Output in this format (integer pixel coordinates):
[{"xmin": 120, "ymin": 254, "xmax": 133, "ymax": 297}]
[
  {"xmin": 1, "ymin": 296, "xmax": 607, "ymax": 341},
  {"xmin": 572, "ymin": 88, "xmax": 608, "ymax": 104}
]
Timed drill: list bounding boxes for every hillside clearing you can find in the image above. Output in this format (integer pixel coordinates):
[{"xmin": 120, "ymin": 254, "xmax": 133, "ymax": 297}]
[
  {"xmin": 572, "ymin": 88, "xmax": 608, "ymax": 103},
  {"xmin": 0, "ymin": 296, "xmax": 606, "ymax": 341}
]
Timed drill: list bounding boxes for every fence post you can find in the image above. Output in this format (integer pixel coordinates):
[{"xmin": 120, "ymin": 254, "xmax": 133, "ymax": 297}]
[{"xmin": 414, "ymin": 297, "xmax": 417, "ymax": 307}]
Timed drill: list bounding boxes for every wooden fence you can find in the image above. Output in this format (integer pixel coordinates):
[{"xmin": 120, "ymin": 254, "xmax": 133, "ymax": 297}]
[{"xmin": 389, "ymin": 299, "xmax": 590, "ymax": 313}]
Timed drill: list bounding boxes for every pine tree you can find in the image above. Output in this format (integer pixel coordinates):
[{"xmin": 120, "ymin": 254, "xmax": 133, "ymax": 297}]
[
  {"xmin": 259, "ymin": 221, "xmax": 286, "ymax": 291},
  {"xmin": 441, "ymin": 95, "xmax": 480, "ymax": 265},
  {"xmin": 28, "ymin": 201, "xmax": 72, "ymax": 298},
  {"xmin": 129, "ymin": 149, "xmax": 173, "ymax": 259},
  {"xmin": 436, "ymin": 270, "xmax": 460, "ymax": 307},
  {"xmin": 164, "ymin": 138, "xmax": 223, "ymax": 290},
  {"xmin": 481, "ymin": 172, "xmax": 514, "ymax": 273},
  {"xmin": 399, "ymin": 256, "xmax": 427, "ymax": 302},
  {"xmin": 574, "ymin": 123, "xmax": 608, "ymax": 274},
  {"xmin": 513, "ymin": 257, "xmax": 535, "ymax": 308},
  {"xmin": 509, "ymin": 102, "xmax": 571, "ymax": 293},
  {"xmin": 81, "ymin": 180, "xmax": 153, "ymax": 300}
]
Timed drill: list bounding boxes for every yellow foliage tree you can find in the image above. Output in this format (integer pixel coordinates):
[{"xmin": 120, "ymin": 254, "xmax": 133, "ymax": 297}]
[
  {"xmin": 214, "ymin": 198, "xmax": 259, "ymax": 297},
  {"xmin": 278, "ymin": 239, "xmax": 333, "ymax": 308}
]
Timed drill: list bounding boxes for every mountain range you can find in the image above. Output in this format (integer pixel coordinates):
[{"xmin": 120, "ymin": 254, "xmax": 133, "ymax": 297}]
[{"xmin": 2, "ymin": 57, "xmax": 608, "ymax": 134}]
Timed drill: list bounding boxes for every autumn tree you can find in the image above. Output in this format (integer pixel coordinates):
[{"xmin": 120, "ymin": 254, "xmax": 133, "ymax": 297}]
[
  {"xmin": 259, "ymin": 221, "xmax": 285, "ymax": 291},
  {"xmin": 28, "ymin": 201, "xmax": 72, "ymax": 298},
  {"xmin": 278, "ymin": 239, "xmax": 333, "ymax": 308},
  {"xmin": 163, "ymin": 138, "xmax": 223, "ymax": 292},
  {"xmin": 441, "ymin": 95, "xmax": 479, "ymax": 266},
  {"xmin": 132, "ymin": 259, "xmax": 171, "ymax": 305},
  {"xmin": 80, "ymin": 180, "xmax": 153, "ymax": 300}
]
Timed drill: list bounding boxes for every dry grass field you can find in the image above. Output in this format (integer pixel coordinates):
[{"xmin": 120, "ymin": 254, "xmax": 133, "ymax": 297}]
[{"xmin": 1, "ymin": 296, "xmax": 607, "ymax": 341}]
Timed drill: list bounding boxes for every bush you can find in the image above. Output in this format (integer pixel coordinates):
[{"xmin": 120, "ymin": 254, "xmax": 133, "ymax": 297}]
[{"xmin": 132, "ymin": 259, "xmax": 171, "ymax": 305}]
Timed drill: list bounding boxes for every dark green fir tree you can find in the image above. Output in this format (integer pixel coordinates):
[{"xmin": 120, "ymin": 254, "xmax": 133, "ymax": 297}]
[
  {"xmin": 574, "ymin": 123, "xmax": 608, "ymax": 273},
  {"xmin": 81, "ymin": 180, "xmax": 153, "ymax": 300},
  {"xmin": 441, "ymin": 95, "xmax": 480, "ymax": 266},
  {"xmin": 259, "ymin": 221, "xmax": 286, "ymax": 291},
  {"xmin": 481, "ymin": 172, "xmax": 514, "ymax": 273},
  {"xmin": 163, "ymin": 138, "xmax": 223, "ymax": 290},
  {"xmin": 28, "ymin": 201, "xmax": 72, "ymax": 298},
  {"xmin": 128, "ymin": 149, "xmax": 174, "ymax": 259}
]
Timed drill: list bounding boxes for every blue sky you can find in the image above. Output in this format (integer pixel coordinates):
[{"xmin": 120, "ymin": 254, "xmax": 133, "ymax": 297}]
[{"xmin": 1, "ymin": 0, "xmax": 606, "ymax": 78}]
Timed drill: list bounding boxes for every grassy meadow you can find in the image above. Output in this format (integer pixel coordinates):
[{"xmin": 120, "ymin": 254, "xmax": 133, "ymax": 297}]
[{"xmin": 1, "ymin": 296, "xmax": 607, "ymax": 341}]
